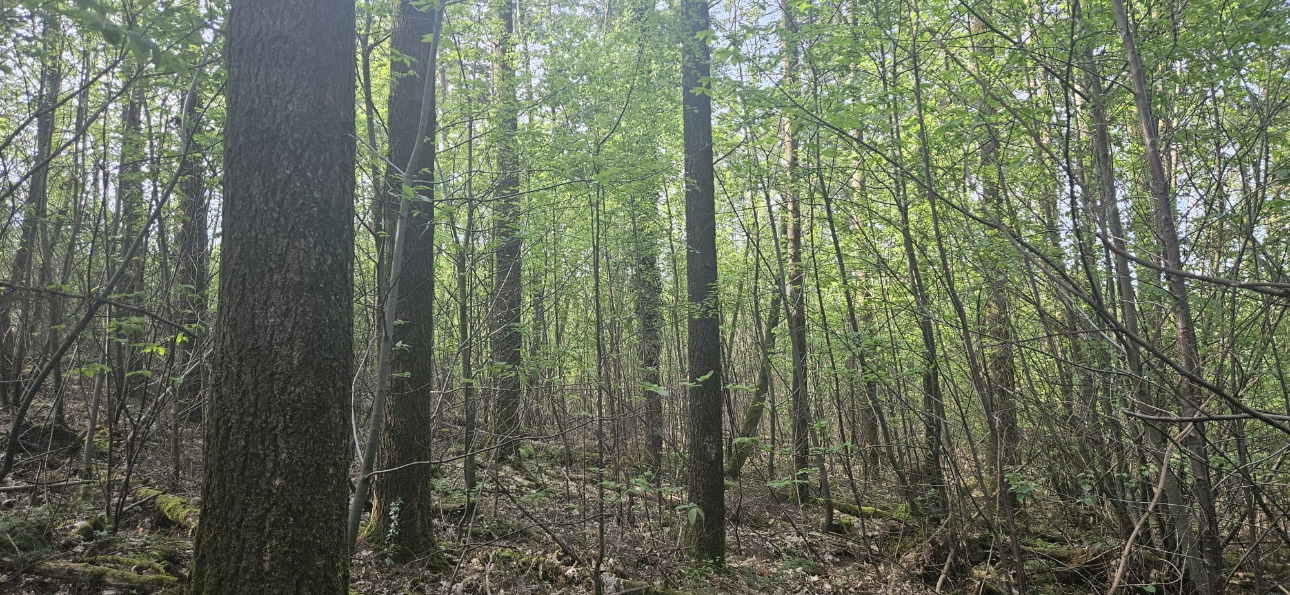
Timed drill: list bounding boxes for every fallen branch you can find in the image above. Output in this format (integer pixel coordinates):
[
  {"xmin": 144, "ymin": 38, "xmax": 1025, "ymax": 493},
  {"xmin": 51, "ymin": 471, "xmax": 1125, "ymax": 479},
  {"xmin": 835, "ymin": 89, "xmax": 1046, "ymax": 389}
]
[{"xmin": 0, "ymin": 479, "xmax": 95, "ymax": 493}]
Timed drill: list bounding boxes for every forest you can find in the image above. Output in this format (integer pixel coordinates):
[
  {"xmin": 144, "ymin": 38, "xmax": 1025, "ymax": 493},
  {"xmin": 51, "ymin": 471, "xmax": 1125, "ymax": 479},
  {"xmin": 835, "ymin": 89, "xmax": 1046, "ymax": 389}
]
[{"xmin": 0, "ymin": 0, "xmax": 1288, "ymax": 593}]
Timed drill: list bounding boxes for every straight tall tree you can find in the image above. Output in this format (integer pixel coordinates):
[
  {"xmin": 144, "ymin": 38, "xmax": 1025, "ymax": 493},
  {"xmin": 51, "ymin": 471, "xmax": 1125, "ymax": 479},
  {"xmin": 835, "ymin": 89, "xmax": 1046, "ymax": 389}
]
[
  {"xmin": 189, "ymin": 0, "xmax": 356, "ymax": 592},
  {"xmin": 366, "ymin": 0, "xmax": 448, "ymax": 565},
  {"xmin": 779, "ymin": 0, "xmax": 811, "ymax": 504},
  {"xmin": 681, "ymin": 0, "xmax": 725, "ymax": 564},
  {"xmin": 491, "ymin": 0, "xmax": 523, "ymax": 459}
]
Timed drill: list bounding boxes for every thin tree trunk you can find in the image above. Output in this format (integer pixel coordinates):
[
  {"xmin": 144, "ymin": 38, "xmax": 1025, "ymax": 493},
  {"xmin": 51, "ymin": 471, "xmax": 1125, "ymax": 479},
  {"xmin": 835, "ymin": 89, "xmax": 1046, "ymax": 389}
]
[
  {"xmin": 1109, "ymin": 1, "xmax": 1223, "ymax": 590},
  {"xmin": 1, "ymin": 20, "xmax": 60, "ymax": 411},
  {"xmin": 780, "ymin": 2, "xmax": 812, "ymax": 506}
]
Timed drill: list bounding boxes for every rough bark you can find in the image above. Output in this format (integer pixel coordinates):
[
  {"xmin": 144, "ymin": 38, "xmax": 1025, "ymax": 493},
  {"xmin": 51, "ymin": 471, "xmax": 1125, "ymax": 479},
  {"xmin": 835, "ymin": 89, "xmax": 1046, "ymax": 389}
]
[
  {"xmin": 188, "ymin": 0, "xmax": 355, "ymax": 592},
  {"xmin": 681, "ymin": 0, "xmax": 725, "ymax": 564},
  {"xmin": 633, "ymin": 195, "xmax": 665, "ymax": 477},
  {"xmin": 367, "ymin": 0, "xmax": 447, "ymax": 566},
  {"xmin": 491, "ymin": 0, "xmax": 524, "ymax": 459},
  {"xmin": 110, "ymin": 82, "xmax": 147, "ymax": 418}
]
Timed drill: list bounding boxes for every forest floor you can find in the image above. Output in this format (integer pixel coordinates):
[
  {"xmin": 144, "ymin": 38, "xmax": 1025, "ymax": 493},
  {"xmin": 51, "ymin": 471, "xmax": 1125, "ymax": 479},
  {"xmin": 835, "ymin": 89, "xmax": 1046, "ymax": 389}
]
[
  {"xmin": 2, "ymin": 407, "xmax": 1283, "ymax": 593},
  {"xmin": 0, "ymin": 406, "xmax": 937, "ymax": 595}
]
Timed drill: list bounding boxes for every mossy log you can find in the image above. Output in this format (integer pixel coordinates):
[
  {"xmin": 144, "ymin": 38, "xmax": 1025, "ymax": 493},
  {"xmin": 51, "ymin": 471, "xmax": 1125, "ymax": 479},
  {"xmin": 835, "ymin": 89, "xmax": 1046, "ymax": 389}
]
[
  {"xmin": 4, "ymin": 560, "xmax": 178, "ymax": 591},
  {"xmin": 134, "ymin": 487, "xmax": 199, "ymax": 531},
  {"xmin": 813, "ymin": 498, "xmax": 912, "ymax": 523},
  {"xmin": 614, "ymin": 579, "xmax": 689, "ymax": 595}
]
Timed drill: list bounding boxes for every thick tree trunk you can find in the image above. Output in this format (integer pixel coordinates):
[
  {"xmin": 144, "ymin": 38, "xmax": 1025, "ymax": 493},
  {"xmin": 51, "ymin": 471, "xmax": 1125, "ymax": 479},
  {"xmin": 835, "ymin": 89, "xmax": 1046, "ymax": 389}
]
[
  {"xmin": 189, "ymin": 0, "xmax": 356, "ymax": 592},
  {"xmin": 681, "ymin": 0, "xmax": 725, "ymax": 563},
  {"xmin": 367, "ymin": 0, "xmax": 446, "ymax": 566}
]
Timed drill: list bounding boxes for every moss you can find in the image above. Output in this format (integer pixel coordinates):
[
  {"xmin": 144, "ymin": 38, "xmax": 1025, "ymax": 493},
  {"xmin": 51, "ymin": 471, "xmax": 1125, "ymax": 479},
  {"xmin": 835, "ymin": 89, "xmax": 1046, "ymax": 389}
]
[
  {"xmin": 816, "ymin": 498, "xmax": 913, "ymax": 523},
  {"xmin": 617, "ymin": 579, "xmax": 689, "ymax": 594},
  {"xmin": 88, "ymin": 554, "xmax": 171, "ymax": 576},
  {"xmin": 1, "ymin": 511, "xmax": 53, "ymax": 559},
  {"xmin": 134, "ymin": 487, "xmax": 198, "ymax": 530},
  {"xmin": 490, "ymin": 548, "xmax": 568, "ymax": 582},
  {"xmin": 71, "ymin": 515, "xmax": 106, "ymax": 541},
  {"xmin": 34, "ymin": 561, "xmax": 179, "ymax": 589},
  {"xmin": 92, "ymin": 427, "xmax": 112, "ymax": 453}
]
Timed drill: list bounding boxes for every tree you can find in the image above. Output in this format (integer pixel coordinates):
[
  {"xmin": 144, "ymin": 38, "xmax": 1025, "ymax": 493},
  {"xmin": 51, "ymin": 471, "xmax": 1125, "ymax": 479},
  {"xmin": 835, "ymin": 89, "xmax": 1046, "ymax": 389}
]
[
  {"xmin": 0, "ymin": 18, "xmax": 60, "ymax": 411},
  {"xmin": 364, "ymin": 0, "xmax": 448, "ymax": 566},
  {"xmin": 491, "ymin": 0, "xmax": 524, "ymax": 459},
  {"xmin": 188, "ymin": 0, "xmax": 355, "ymax": 591},
  {"xmin": 681, "ymin": 0, "xmax": 724, "ymax": 564},
  {"xmin": 1110, "ymin": 0, "xmax": 1223, "ymax": 590}
]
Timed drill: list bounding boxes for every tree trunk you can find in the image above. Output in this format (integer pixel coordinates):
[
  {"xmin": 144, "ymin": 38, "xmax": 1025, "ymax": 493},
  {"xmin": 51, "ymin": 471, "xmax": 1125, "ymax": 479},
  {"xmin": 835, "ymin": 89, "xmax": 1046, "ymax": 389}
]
[
  {"xmin": 780, "ymin": 2, "xmax": 811, "ymax": 506},
  {"xmin": 1109, "ymin": 1, "xmax": 1223, "ymax": 591},
  {"xmin": 492, "ymin": 0, "xmax": 524, "ymax": 459},
  {"xmin": 110, "ymin": 81, "xmax": 148, "ymax": 421},
  {"xmin": 633, "ymin": 194, "xmax": 666, "ymax": 477},
  {"xmin": 170, "ymin": 86, "xmax": 208, "ymax": 487},
  {"xmin": 365, "ymin": 0, "xmax": 447, "ymax": 567},
  {"xmin": 682, "ymin": 0, "xmax": 725, "ymax": 563},
  {"xmin": 971, "ymin": 15, "xmax": 1019, "ymax": 506},
  {"xmin": 189, "ymin": 0, "xmax": 355, "ymax": 591},
  {"xmin": 727, "ymin": 289, "xmax": 780, "ymax": 480},
  {"xmin": 1, "ymin": 21, "xmax": 60, "ymax": 410}
]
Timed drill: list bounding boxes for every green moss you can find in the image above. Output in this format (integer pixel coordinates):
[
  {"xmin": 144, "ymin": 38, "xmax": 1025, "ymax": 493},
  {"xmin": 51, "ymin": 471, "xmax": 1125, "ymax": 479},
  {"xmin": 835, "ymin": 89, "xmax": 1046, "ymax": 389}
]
[
  {"xmin": 135, "ymin": 488, "xmax": 198, "ymax": 530},
  {"xmin": 0, "ymin": 511, "xmax": 52, "ymax": 556},
  {"xmin": 816, "ymin": 498, "xmax": 913, "ymax": 523},
  {"xmin": 89, "ymin": 554, "xmax": 170, "ymax": 576},
  {"xmin": 58, "ymin": 562, "xmax": 178, "ymax": 588},
  {"xmin": 71, "ymin": 515, "xmax": 106, "ymax": 541},
  {"xmin": 93, "ymin": 427, "xmax": 111, "ymax": 453}
]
